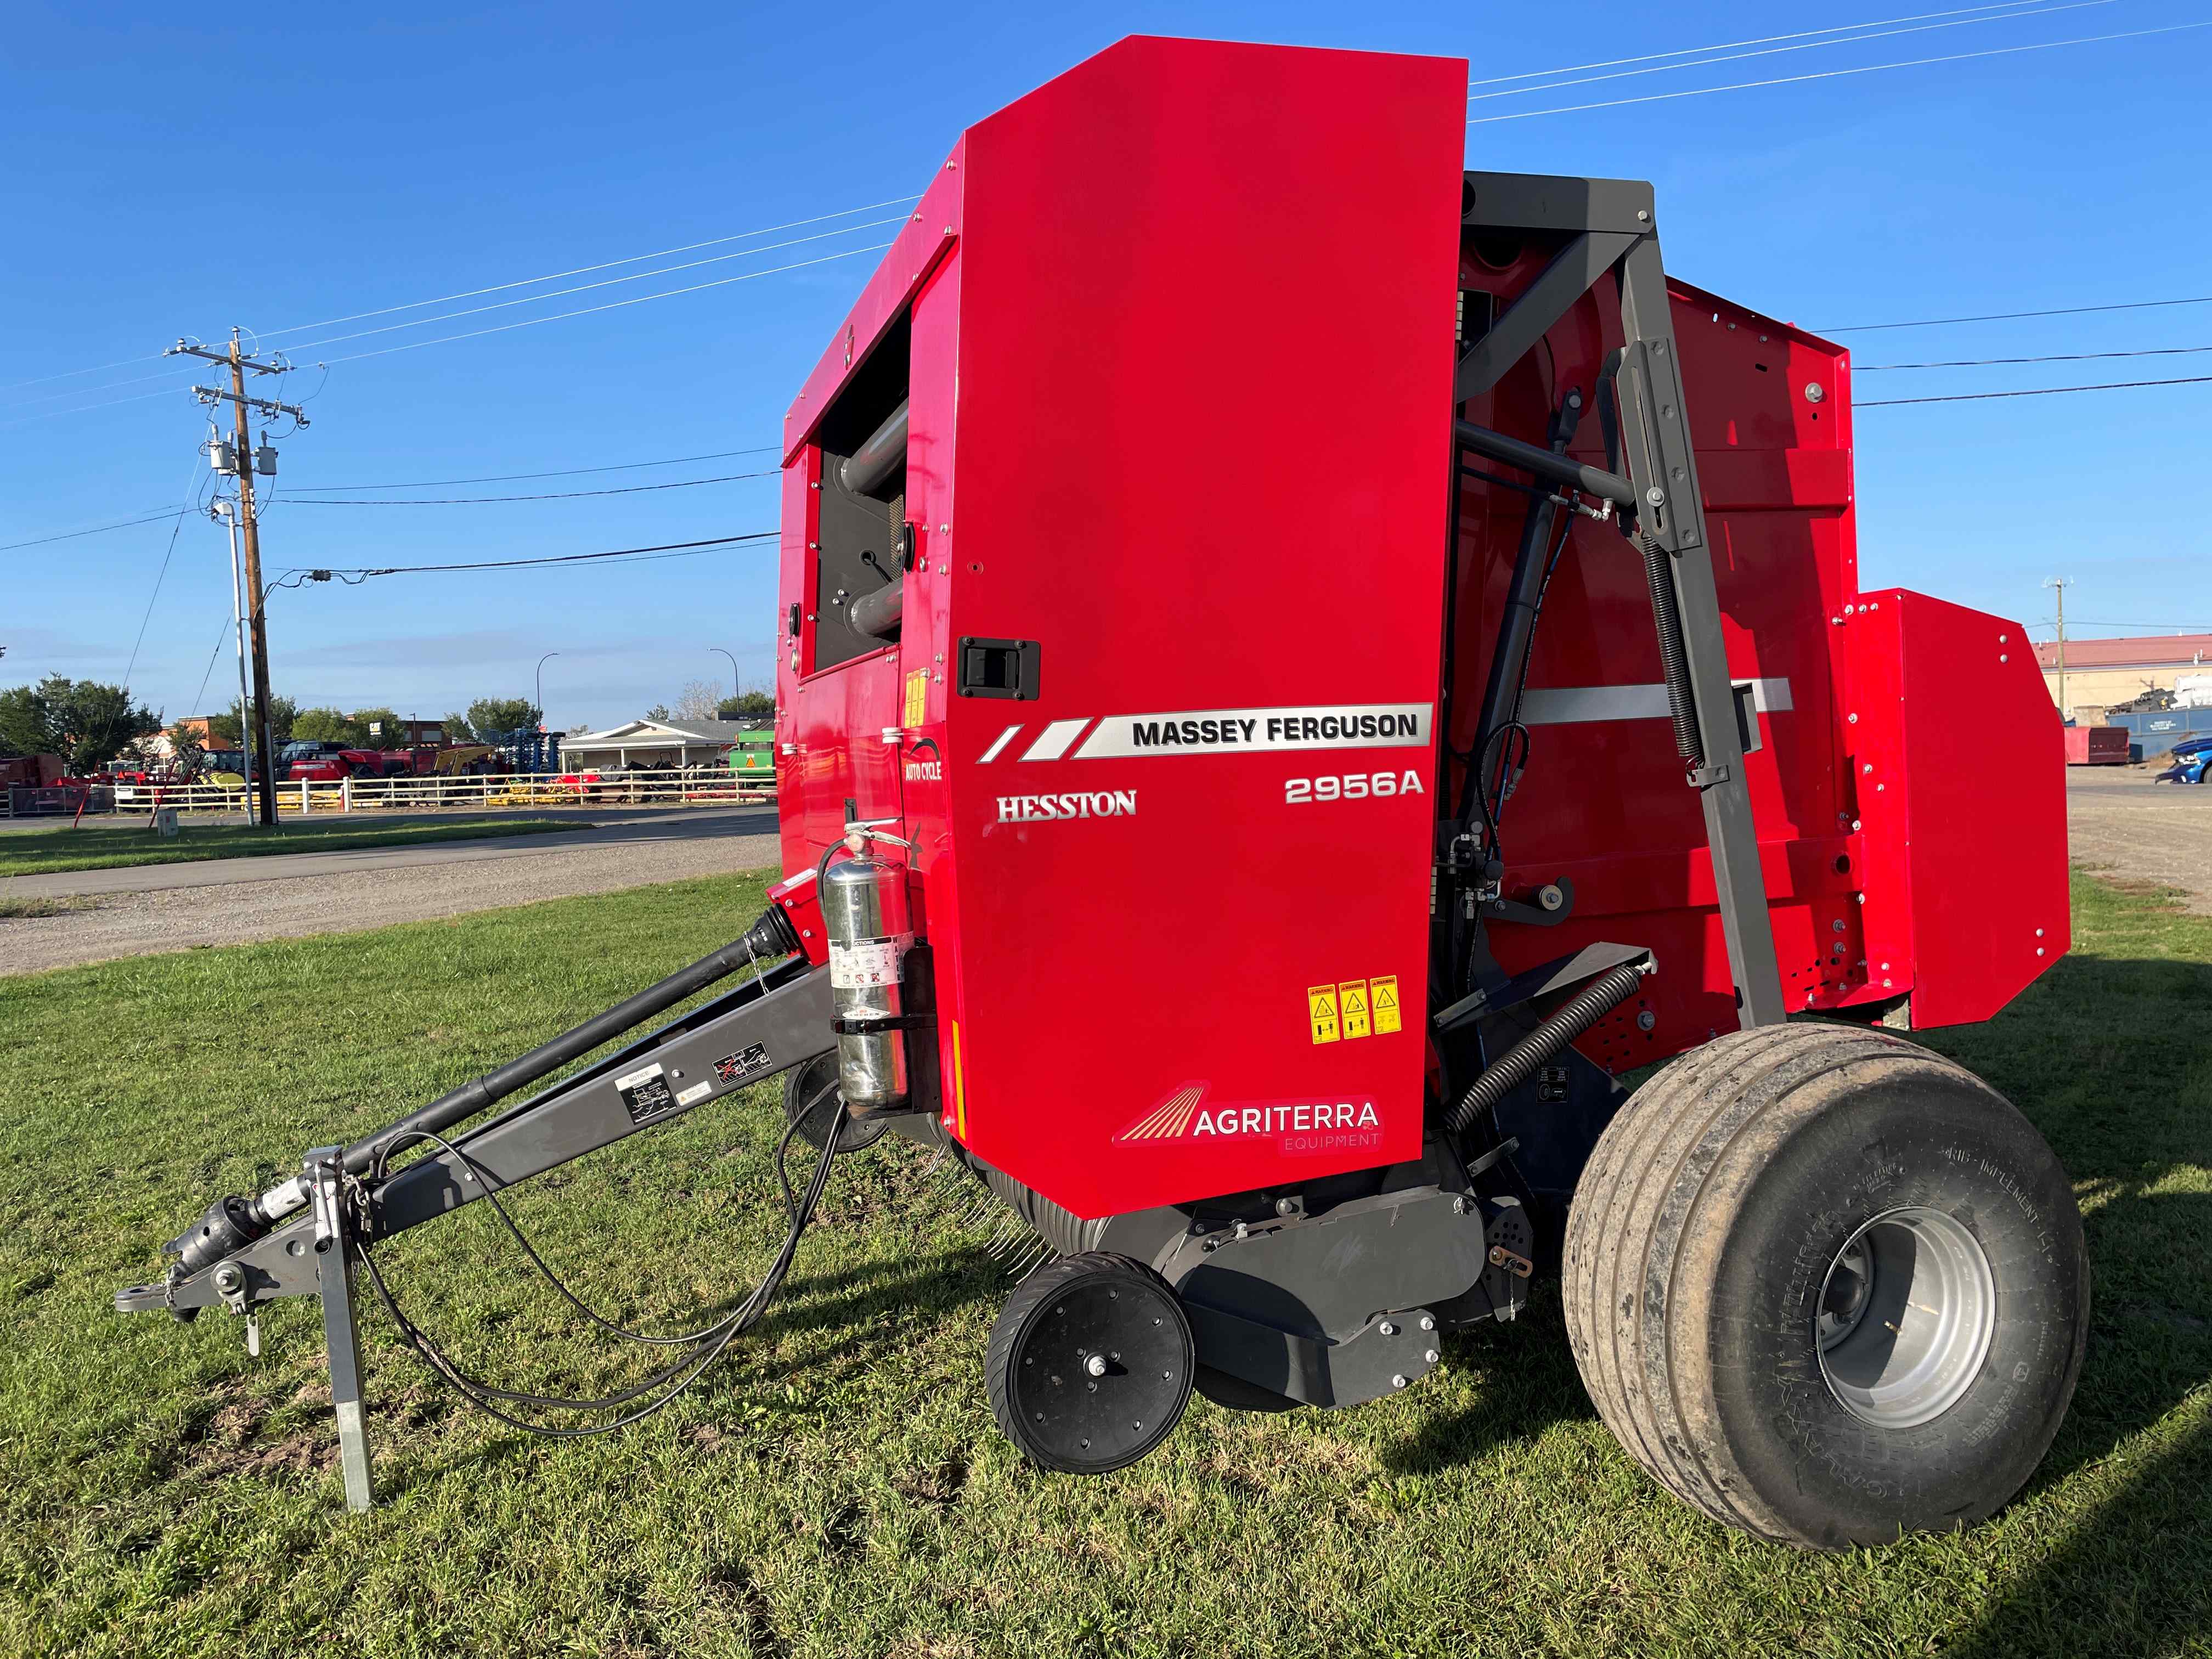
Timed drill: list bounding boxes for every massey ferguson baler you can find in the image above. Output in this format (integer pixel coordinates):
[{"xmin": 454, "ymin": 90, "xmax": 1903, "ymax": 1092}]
[{"xmin": 120, "ymin": 37, "xmax": 2084, "ymax": 1550}]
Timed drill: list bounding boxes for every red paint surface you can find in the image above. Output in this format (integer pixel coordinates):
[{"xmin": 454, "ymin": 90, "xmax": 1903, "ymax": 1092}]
[{"xmin": 771, "ymin": 36, "xmax": 2066, "ymax": 1219}]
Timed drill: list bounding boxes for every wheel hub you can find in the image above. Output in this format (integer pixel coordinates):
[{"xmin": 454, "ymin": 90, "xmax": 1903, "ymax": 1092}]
[
  {"xmin": 1008, "ymin": 1276, "xmax": 1187, "ymax": 1471},
  {"xmin": 1815, "ymin": 1205, "xmax": 1995, "ymax": 1430}
]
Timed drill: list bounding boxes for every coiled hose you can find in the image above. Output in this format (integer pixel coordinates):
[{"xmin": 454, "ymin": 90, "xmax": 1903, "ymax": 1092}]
[{"xmin": 1444, "ymin": 960, "xmax": 1650, "ymax": 1140}]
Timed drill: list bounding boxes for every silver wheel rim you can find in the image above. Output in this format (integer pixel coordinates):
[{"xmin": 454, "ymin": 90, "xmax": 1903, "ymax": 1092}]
[{"xmin": 1815, "ymin": 1205, "xmax": 1995, "ymax": 1430}]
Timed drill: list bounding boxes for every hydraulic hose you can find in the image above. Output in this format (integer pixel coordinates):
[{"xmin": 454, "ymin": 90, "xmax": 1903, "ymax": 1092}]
[
  {"xmin": 1444, "ymin": 960, "xmax": 1649, "ymax": 1141},
  {"xmin": 1637, "ymin": 527, "xmax": 1704, "ymax": 766},
  {"xmin": 175, "ymin": 903, "xmax": 809, "ymax": 1263}
]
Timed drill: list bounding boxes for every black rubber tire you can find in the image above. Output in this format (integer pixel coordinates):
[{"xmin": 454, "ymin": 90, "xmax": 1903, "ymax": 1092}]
[
  {"xmin": 1561, "ymin": 1023, "xmax": 2088, "ymax": 1549},
  {"xmin": 781, "ymin": 1053, "xmax": 887, "ymax": 1153},
  {"xmin": 986, "ymin": 1252, "xmax": 1194, "ymax": 1474}
]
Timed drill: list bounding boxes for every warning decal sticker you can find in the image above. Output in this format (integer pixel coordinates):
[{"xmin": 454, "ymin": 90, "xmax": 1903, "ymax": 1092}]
[
  {"xmin": 713, "ymin": 1043, "xmax": 774, "ymax": 1085},
  {"xmin": 1370, "ymin": 975, "xmax": 1402, "ymax": 1035},
  {"xmin": 1339, "ymin": 980, "xmax": 1372, "ymax": 1041},
  {"xmin": 1308, "ymin": 985, "xmax": 1341, "ymax": 1045},
  {"xmin": 613, "ymin": 1061, "xmax": 677, "ymax": 1125},
  {"xmin": 902, "ymin": 669, "xmax": 928, "ymax": 729}
]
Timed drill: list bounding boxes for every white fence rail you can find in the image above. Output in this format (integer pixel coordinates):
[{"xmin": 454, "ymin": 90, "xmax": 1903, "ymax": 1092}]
[{"xmin": 5, "ymin": 772, "xmax": 776, "ymax": 819}]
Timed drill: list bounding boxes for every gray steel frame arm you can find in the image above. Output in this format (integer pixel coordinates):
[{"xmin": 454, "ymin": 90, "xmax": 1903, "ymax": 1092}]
[
  {"xmin": 116, "ymin": 962, "xmax": 836, "ymax": 1317},
  {"xmin": 1457, "ymin": 170, "xmax": 1785, "ymax": 1028}
]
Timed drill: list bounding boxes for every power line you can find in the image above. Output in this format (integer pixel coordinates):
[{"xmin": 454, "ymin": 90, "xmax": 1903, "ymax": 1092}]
[
  {"xmin": 281, "ymin": 467, "xmax": 779, "ymax": 506},
  {"xmin": 1465, "ymin": 19, "xmax": 2212, "ymax": 124},
  {"xmin": 1466, "ymin": 0, "xmax": 2074, "ymax": 86},
  {"xmin": 1859, "ymin": 374, "xmax": 2212, "ymax": 405},
  {"xmin": 118, "ymin": 462, "xmax": 208, "ymax": 692},
  {"xmin": 1466, "ymin": 0, "xmax": 2118, "ymax": 103},
  {"xmin": 2, "ymin": 196, "xmax": 921, "ymax": 404},
  {"xmin": 0, "ymin": 509, "xmax": 183, "ymax": 552},
  {"xmin": 257, "ymin": 196, "xmax": 920, "ymax": 341},
  {"xmin": 285, "ymin": 531, "xmax": 778, "ymax": 580},
  {"xmin": 274, "ymin": 217, "xmax": 907, "ymax": 358},
  {"xmin": 318, "ymin": 244, "xmax": 894, "ymax": 365},
  {"xmin": 1822, "ymin": 295, "xmax": 2212, "ymax": 332},
  {"xmin": 296, "ymin": 445, "xmax": 778, "ymax": 492},
  {"xmin": 1859, "ymin": 344, "xmax": 2212, "ymax": 369}
]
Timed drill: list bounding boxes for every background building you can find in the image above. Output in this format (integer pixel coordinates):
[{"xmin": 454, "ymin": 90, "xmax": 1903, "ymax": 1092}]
[
  {"xmin": 558, "ymin": 717, "xmax": 758, "ymax": 770},
  {"xmin": 2036, "ymin": 634, "xmax": 2212, "ymax": 721}
]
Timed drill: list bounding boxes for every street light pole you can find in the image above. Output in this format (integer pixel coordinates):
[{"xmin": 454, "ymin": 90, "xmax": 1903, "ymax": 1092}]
[
  {"xmin": 535, "ymin": 652, "xmax": 562, "ymax": 729},
  {"xmin": 710, "ymin": 647, "xmax": 738, "ymax": 710}
]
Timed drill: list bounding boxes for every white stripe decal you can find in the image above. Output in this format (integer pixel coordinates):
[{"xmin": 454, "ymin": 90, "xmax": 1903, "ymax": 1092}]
[
  {"xmin": 1019, "ymin": 718, "xmax": 1093, "ymax": 761},
  {"xmin": 978, "ymin": 725, "xmax": 1023, "ymax": 764},
  {"xmin": 1518, "ymin": 677, "xmax": 1793, "ymax": 726},
  {"xmin": 1070, "ymin": 702, "xmax": 1431, "ymax": 759}
]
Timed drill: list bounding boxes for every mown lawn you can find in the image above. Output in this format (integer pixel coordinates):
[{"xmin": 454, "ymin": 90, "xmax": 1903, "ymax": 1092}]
[
  {"xmin": 0, "ymin": 872, "xmax": 2206, "ymax": 1657},
  {"xmin": 0, "ymin": 817, "xmax": 572, "ymax": 879}
]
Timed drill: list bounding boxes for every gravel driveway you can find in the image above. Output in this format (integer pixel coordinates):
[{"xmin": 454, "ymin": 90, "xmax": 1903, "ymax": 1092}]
[
  {"xmin": 2068, "ymin": 767, "xmax": 2212, "ymax": 913},
  {"xmin": 0, "ymin": 811, "xmax": 781, "ymax": 976}
]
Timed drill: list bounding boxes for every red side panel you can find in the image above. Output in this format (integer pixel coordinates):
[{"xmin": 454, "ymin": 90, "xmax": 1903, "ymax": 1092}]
[
  {"xmin": 1844, "ymin": 592, "xmax": 2068, "ymax": 1028},
  {"xmin": 941, "ymin": 39, "xmax": 1467, "ymax": 1217}
]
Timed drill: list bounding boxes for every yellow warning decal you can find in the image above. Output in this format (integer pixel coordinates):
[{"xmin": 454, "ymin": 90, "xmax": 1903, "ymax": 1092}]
[
  {"xmin": 1308, "ymin": 985, "xmax": 1341, "ymax": 1045},
  {"xmin": 1370, "ymin": 974, "xmax": 1402, "ymax": 1035},
  {"xmin": 902, "ymin": 670, "xmax": 928, "ymax": 729},
  {"xmin": 1339, "ymin": 980, "xmax": 1373, "ymax": 1041}
]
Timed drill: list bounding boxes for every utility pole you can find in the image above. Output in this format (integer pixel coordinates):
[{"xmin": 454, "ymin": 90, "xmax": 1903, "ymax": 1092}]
[
  {"xmin": 167, "ymin": 331, "xmax": 308, "ymax": 827},
  {"xmin": 2044, "ymin": 576, "xmax": 2073, "ymax": 716}
]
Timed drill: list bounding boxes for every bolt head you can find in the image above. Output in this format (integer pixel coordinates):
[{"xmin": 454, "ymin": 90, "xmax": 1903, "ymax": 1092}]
[
  {"xmin": 1425, "ymin": 1348, "xmax": 1440, "ymax": 1364},
  {"xmin": 1379, "ymin": 1321, "xmax": 1397, "ymax": 1337},
  {"xmin": 1645, "ymin": 486, "xmax": 1666, "ymax": 506},
  {"xmin": 1391, "ymin": 1374, "xmax": 1409, "ymax": 1389},
  {"xmin": 1085, "ymin": 1355, "xmax": 1107, "ymax": 1378},
  {"xmin": 1804, "ymin": 382, "xmax": 1826, "ymax": 404},
  {"xmin": 1636, "ymin": 1009, "xmax": 1656, "ymax": 1031}
]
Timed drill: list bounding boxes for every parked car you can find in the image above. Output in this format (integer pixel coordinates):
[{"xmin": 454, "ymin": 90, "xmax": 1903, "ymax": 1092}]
[{"xmin": 2154, "ymin": 736, "xmax": 2212, "ymax": 785}]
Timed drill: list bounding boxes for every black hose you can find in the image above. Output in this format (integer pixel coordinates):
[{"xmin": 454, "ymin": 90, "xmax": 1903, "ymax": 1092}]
[
  {"xmin": 1638, "ymin": 527, "xmax": 1703, "ymax": 766},
  {"xmin": 1444, "ymin": 961, "xmax": 1648, "ymax": 1140},
  {"xmin": 341, "ymin": 904, "xmax": 801, "ymax": 1178}
]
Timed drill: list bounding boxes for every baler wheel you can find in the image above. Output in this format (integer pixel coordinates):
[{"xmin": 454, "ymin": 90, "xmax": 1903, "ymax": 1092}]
[
  {"xmin": 781, "ymin": 1054, "xmax": 888, "ymax": 1153},
  {"xmin": 986, "ymin": 1252, "xmax": 1194, "ymax": 1474},
  {"xmin": 1561, "ymin": 1023, "xmax": 2088, "ymax": 1549}
]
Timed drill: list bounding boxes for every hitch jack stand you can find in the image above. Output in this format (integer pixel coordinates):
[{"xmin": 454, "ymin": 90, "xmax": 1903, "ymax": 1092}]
[{"xmin": 307, "ymin": 1147, "xmax": 374, "ymax": 1512}]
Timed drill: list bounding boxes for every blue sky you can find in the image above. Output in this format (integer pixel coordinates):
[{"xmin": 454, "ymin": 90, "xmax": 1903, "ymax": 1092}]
[{"xmin": 3, "ymin": 1, "xmax": 2208, "ymax": 731}]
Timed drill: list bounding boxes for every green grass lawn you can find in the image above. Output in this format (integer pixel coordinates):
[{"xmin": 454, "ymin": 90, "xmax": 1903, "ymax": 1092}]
[
  {"xmin": 0, "ymin": 817, "xmax": 572, "ymax": 879},
  {"xmin": 1, "ymin": 872, "xmax": 2207, "ymax": 1657}
]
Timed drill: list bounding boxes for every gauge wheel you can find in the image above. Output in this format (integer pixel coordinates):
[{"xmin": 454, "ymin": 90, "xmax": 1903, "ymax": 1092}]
[
  {"xmin": 987, "ymin": 1252, "xmax": 1195, "ymax": 1474},
  {"xmin": 781, "ymin": 1053, "xmax": 887, "ymax": 1153}
]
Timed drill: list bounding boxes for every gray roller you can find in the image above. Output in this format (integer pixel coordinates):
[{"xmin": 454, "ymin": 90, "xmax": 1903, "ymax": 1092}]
[
  {"xmin": 849, "ymin": 582, "xmax": 903, "ymax": 640},
  {"xmin": 839, "ymin": 399, "xmax": 910, "ymax": 496}
]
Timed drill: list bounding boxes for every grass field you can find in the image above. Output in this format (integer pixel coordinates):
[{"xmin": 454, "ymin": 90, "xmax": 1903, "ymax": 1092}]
[
  {"xmin": 1, "ymin": 872, "xmax": 2207, "ymax": 1657},
  {"xmin": 0, "ymin": 817, "xmax": 572, "ymax": 879}
]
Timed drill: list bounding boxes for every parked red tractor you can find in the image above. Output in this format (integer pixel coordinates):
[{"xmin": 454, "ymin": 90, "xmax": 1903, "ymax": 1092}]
[{"xmin": 122, "ymin": 38, "xmax": 2080, "ymax": 1550}]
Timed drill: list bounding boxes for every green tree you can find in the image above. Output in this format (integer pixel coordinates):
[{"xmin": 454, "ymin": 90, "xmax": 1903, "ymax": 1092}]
[
  {"xmin": 0, "ymin": 683, "xmax": 51, "ymax": 757},
  {"xmin": 208, "ymin": 695, "xmax": 298, "ymax": 747},
  {"xmin": 645, "ymin": 703, "xmax": 672, "ymax": 722},
  {"xmin": 349, "ymin": 708, "xmax": 404, "ymax": 746},
  {"xmin": 1, "ymin": 676, "xmax": 163, "ymax": 770},
  {"xmin": 442, "ymin": 710, "xmax": 474, "ymax": 743},
  {"xmin": 290, "ymin": 707, "xmax": 364, "ymax": 746},
  {"xmin": 717, "ymin": 689, "xmax": 776, "ymax": 719},
  {"xmin": 466, "ymin": 697, "xmax": 540, "ymax": 740}
]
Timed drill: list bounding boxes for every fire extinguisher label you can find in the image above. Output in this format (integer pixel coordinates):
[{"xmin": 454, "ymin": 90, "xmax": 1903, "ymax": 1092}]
[{"xmin": 831, "ymin": 938, "xmax": 906, "ymax": 989}]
